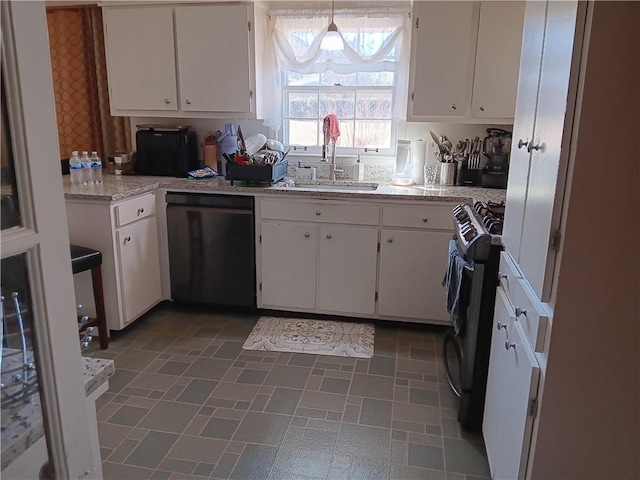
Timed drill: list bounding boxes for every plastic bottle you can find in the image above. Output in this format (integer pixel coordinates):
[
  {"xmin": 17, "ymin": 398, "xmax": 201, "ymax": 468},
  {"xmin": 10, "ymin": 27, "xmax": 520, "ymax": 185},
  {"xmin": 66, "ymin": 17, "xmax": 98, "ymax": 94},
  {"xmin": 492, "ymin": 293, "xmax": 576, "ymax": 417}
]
[
  {"xmin": 69, "ymin": 151, "xmax": 83, "ymax": 186},
  {"xmin": 80, "ymin": 151, "xmax": 92, "ymax": 185},
  {"xmin": 90, "ymin": 151, "xmax": 103, "ymax": 185}
]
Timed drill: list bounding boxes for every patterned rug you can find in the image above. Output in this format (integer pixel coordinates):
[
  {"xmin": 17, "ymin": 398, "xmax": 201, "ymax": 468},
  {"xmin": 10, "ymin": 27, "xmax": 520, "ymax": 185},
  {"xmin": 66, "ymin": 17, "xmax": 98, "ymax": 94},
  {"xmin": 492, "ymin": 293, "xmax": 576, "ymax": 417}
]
[{"xmin": 242, "ymin": 316, "xmax": 374, "ymax": 358}]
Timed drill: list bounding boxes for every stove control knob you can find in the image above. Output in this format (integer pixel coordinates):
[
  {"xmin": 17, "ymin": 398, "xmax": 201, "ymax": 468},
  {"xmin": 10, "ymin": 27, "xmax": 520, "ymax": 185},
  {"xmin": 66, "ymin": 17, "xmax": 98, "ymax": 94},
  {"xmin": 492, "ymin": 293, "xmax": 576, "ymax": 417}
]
[{"xmin": 463, "ymin": 227, "xmax": 477, "ymax": 241}]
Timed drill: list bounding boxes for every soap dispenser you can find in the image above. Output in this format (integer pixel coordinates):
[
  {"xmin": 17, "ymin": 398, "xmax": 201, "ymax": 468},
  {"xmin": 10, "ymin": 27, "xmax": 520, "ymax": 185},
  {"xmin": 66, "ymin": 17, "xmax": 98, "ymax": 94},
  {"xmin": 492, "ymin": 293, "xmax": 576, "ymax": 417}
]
[{"xmin": 393, "ymin": 140, "xmax": 414, "ymax": 186}]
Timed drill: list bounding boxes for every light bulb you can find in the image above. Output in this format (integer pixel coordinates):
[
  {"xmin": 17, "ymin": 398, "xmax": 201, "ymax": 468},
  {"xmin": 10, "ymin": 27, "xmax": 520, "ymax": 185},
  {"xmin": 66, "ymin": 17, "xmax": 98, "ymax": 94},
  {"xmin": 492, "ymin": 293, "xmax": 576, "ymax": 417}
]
[{"xmin": 321, "ymin": 22, "xmax": 344, "ymax": 51}]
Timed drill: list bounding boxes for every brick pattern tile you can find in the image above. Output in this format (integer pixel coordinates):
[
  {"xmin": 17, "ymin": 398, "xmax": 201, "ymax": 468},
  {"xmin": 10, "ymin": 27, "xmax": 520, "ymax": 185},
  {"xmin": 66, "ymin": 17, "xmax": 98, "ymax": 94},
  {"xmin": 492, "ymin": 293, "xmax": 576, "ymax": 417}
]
[{"xmin": 89, "ymin": 303, "xmax": 490, "ymax": 480}]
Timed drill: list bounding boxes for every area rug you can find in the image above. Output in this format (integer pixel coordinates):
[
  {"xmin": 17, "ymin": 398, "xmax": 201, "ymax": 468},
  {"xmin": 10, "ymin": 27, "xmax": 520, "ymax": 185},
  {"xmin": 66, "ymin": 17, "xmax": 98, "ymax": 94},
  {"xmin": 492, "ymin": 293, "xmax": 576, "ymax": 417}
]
[{"xmin": 242, "ymin": 316, "xmax": 374, "ymax": 358}]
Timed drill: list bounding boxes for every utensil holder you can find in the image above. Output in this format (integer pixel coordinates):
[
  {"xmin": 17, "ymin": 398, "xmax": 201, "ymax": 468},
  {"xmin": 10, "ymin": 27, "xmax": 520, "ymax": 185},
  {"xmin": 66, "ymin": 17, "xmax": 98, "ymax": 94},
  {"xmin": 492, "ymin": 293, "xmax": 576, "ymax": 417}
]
[{"xmin": 439, "ymin": 163, "xmax": 456, "ymax": 186}]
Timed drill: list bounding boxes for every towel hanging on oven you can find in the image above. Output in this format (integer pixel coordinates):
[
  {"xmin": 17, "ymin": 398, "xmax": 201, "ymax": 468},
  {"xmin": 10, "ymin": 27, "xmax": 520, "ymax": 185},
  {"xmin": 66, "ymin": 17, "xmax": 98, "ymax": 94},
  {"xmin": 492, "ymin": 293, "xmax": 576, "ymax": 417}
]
[{"xmin": 442, "ymin": 239, "xmax": 473, "ymax": 335}]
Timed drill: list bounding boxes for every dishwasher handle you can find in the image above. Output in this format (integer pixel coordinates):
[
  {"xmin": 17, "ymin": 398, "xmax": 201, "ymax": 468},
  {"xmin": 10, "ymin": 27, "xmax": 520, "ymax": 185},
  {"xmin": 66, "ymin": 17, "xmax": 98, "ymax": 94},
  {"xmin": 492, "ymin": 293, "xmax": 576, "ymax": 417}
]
[{"xmin": 166, "ymin": 192, "xmax": 254, "ymax": 210}]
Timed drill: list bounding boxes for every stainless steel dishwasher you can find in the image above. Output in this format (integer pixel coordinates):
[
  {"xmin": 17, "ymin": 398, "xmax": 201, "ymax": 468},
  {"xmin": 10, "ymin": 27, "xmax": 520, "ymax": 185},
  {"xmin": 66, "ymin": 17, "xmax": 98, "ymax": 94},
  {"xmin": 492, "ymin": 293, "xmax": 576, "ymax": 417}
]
[{"xmin": 166, "ymin": 192, "xmax": 255, "ymax": 307}]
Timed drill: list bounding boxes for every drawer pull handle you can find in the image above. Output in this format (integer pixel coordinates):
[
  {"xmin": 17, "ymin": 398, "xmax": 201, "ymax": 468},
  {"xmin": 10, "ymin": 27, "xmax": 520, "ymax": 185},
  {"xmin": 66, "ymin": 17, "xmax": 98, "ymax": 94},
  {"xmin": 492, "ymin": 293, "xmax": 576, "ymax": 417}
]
[
  {"xmin": 422, "ymin": 218, "xmax": 428, "ymax": 223},
  {"xmin": 304, "ymin": 232, "xmax": 310, "ymax": 238},
  {"xmin": 497, "ymin": 321, "xmax": 507, "ymax": 331},
  {"xmin": 186, "ymin": 99, "xmax": 191, "ymax": 105},
  {"xmin": 515, "ymin": 307, "xmax": 527, "ymax": 318},
  {"xmin": 499, "ymin": 273, "xmax": 507, "ymax": 280},
  {"xmin": 479, "ymin": 105, "xmax": 485, "ymax": 111},
  {"xmin": 315, "ymin": 211, "xmax": 321, "ymax": 216},
  {"xmin": 137, "ymin": 208, "xmax": 144, "ymax": 215},
  {"xmin": 505, "ymin": 340, "xmax": 516, "ymax": 351},
  {"xmin": 387, "ymin": 237, "xmax": 393, "ymax": 243},
  {"xmin": 451, "ymin": 103, "xmax": 457, "ymax": 110},
  {"xmin": 326, "ymin": 234, "xmax": 332, "ymax": 239},
  {"xmin": 518, "ymin": 139, "xmax": 529, "ymax": 149},
  {"xmin": 124, "ymin": 236, "xmax": 131, "ymax": 243},
  {"xmin": 164, "ymin": 98, "xmax": 170, "ymax": 104}
]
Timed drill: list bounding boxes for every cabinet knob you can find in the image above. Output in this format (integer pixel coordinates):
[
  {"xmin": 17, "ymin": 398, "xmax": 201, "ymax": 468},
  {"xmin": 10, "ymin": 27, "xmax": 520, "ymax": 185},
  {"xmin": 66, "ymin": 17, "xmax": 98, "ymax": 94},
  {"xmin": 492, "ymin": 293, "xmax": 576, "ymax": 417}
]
[
  {"xmin": 527, "ymin": 143, "xmax": 542, "ymax": 153},
  {"xmin": 304, "ymin": 232, "xmax": 310, "ymax": 238},
  {"xmin": 517, "ymin": 139, "xmax": 529, "ymax": 149},
  {"xmin": 186, "ymin": 99, "xmax": 191, "ymax": 105},
  {"xmin": 422, "ymin": 218, "xmax": 428, "ymax": 223},
  {"xmin": 514, "ymin": 307, "xmax": 527, "ymax": 318},
  {"xmin": 479, "ymin": 105, "xmax": 485, "ymax": 111},
  {"xmin": 315, "ymin": 211, "xmax": 321, "ymax": 216},
  {"xmin": 326, "ymin": 233, "xmax": 332, "ymax": 239},
  {"xmin": 450, "ymin": 103, "xmax": 457, "ymax": 111},
  {"xmin": 137, "ymin": 207, "xmax": 144, "ymax": 215},
  {"xmin": 387, "ymin": 237, "xmax": 393, "ymax": 243},
  {"xmin": 497, "ymin": 321, "xmax": 507, "ymax": 331},
  {"xmin": 505, "ymin": 340, "xmax": 516, "ymax": 351},
  {"xmin": 124, "ymin": 236, "xmax": 131, "ymax": 243},
  {"xmin": 164, "ymin": 98, "xmax": 170, "ymax": 104},
  {"xmin": 499, "ymin": 273, "xmax": 508, "ymax": 280}
]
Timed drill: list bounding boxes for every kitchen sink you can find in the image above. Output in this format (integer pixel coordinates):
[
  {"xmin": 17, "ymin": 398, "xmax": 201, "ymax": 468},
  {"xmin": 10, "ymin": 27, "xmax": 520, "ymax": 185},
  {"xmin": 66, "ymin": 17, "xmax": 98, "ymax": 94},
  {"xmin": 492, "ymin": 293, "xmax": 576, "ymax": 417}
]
[{"xmin": 275, "ymin": 181, "xmax": 379, "ymax": 192}]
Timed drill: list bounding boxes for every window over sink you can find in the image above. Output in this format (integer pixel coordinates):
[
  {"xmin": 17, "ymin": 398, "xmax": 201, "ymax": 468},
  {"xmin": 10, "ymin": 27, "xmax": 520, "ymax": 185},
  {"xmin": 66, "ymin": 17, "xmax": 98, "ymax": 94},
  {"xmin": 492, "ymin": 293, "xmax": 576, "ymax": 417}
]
[{"xmin": 265, "ymin": 5, "xmax": 411, "ymax": 156}]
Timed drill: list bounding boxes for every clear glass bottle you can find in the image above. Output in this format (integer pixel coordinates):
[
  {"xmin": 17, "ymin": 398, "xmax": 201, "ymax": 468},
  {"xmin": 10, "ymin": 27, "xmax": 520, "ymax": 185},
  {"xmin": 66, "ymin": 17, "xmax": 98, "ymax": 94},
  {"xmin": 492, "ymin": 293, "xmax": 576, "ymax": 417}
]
[{"xmin": 392, "ymin": 140, "xmax": 414, "ymax": 186}]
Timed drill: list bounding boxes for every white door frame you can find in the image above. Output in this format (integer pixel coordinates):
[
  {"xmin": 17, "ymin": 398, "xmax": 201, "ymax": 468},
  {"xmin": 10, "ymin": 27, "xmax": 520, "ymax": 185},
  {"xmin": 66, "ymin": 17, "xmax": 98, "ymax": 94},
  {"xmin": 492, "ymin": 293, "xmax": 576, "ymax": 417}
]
[{"xmin": 2, "ymin": 1, "xmax": 97, "ymax": 478}]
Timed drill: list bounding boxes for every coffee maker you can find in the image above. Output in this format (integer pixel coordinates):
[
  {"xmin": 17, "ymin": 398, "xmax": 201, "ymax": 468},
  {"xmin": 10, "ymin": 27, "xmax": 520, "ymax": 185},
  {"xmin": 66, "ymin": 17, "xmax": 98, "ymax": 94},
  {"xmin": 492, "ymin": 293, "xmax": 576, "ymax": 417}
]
[{"xmin": 481, "ymin": 128, "xmax": 512, "ymax": 189}]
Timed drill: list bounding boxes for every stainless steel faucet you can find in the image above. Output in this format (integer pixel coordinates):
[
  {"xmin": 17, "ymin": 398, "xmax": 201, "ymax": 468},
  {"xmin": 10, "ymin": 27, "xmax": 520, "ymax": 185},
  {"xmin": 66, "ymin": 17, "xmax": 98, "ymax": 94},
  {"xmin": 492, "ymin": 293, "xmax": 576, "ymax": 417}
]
[{"xmin": 322, "ymin": 119, "xmax": 342, "ymax": 181}]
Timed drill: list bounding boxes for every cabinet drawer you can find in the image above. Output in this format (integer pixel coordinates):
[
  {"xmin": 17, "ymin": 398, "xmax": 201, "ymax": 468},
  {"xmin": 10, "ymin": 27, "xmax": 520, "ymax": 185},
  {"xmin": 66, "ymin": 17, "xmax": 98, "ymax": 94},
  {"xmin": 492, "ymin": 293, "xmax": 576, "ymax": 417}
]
[
  {"xmin": 382, "ymin": 204, "xmax": 455, "ymax": 230},
  {"xmin": 507, "ymin": 275, "xmax": 549, "ymax": 353},
  {"xmin": 115, "ymin": 193, "xmax": 156, "ymax": 227},
  {"xmin": 499, "ymin": 251, "xmax": 523, "ymax": 300},
  {"xmin": 260, "ymin": 199, "xmax": 379, "ymax": 225}
]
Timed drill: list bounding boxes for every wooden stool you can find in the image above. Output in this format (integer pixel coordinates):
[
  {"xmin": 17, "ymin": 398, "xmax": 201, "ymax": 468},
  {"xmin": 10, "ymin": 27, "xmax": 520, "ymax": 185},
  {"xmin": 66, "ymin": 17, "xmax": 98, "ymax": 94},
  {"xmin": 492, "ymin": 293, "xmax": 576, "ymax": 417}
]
[{"xmin": 70, "ymin": 245, "xmax": 108, "ymax": 350}]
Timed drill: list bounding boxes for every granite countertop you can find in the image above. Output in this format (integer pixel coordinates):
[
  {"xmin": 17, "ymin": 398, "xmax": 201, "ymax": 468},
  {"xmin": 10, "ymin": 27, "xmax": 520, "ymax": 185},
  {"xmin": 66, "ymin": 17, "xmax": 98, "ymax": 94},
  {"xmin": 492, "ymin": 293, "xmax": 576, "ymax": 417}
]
[
  {"xmin": 62, "ymin": 173, "xmax": 507, "ymax": 205},
  {"xmin": 1, "ymin": 356, "xmax": 114, "ymax": 470}
]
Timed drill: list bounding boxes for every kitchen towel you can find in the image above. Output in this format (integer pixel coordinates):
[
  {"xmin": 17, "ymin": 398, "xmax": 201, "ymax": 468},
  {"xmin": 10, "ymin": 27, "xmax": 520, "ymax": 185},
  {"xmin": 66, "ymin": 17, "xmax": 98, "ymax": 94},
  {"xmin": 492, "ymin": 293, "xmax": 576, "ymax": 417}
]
[
  {"xmin": 323, "ymin": 114, "xmax": 341, "ymax": 142},
  {"xmin": 442, "ymin": 239, "xmax": 473, "ymax": 335}
]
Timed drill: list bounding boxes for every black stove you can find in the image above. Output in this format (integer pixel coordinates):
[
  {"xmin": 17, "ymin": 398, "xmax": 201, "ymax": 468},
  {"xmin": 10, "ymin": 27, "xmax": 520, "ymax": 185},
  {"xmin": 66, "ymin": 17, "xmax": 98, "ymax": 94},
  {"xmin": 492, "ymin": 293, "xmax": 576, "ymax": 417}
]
[{"xmin": 443, "ymin": 201, "xmax": 505, "ymax": 430}]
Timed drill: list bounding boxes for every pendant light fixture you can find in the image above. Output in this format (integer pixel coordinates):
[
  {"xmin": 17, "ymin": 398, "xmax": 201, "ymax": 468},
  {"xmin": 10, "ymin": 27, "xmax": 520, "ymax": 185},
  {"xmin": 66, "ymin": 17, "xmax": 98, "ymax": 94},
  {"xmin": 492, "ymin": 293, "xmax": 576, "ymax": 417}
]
[{"xmin": 321, "ymin": 0, "xmax": 344, "ymax": 51}]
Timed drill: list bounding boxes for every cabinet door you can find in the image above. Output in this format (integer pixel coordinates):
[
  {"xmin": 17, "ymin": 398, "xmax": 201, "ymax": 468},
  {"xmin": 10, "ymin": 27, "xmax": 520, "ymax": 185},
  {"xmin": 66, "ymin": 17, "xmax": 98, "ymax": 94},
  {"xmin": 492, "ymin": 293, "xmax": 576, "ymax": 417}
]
[
  {"xmin": 518, "ymin": 1, "xmax": 580, "ymax": 301},
  {"xmin": 378, "ymin": 229, "xmax": 451, "ymax": 322},
  {"xmin": 502, "ymin": 1, "xmax": 547, "ymax": 258},
  {"xmin": 471, "ymin": 1, "xmax": 525, "ymax": 119},
  {"xmin": 409, "ymin": 1, "xmax": 476, "ymax": 117},
  {"xmin": 103, "ymin": 7, "xmax": 177, "ymax": 111},
  {"xmin": 175, "ymin": 5, "xmax": 252, "ymax": 113},
  {"xmin": 317, "ymin": 226, "xmax": 378, "ymax": 315},
  {"xmin": 260, "ymin": 222, "xmax": 316, "ymax": 310},
  {"xmin": 116, "ymin": 216, "xmax": 162, "ymax": 324},
  {"xmin": 484, "ymin": 288, "xmax": 540, "ymax": 480}
]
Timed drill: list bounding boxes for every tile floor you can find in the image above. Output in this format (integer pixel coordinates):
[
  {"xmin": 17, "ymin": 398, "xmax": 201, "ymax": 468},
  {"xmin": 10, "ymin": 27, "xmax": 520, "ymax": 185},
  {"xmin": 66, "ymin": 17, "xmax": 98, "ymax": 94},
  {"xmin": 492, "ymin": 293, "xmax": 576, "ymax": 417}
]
[{"xmin": 87, "ymin": 303, "xmax": 490, "ymax": 480}]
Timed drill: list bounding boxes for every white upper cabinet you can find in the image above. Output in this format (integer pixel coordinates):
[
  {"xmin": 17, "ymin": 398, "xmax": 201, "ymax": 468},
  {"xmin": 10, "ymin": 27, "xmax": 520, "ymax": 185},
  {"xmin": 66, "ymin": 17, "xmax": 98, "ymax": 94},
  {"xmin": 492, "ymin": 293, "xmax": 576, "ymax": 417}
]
[
  {"xmin": 408, "ymin": 1, "xmax": 525, "ymax": 123},
  {"xmin": 103, "ymin": 6, "xmax": 177, "ymax": 111},
  {"xmin": 102, "ymin": 3, "xmax": 264, "ymax": 118},
  {"xmin": 503, "ymin": 1, "xmax": 581, "ymax": 301},
  {"xmin": 408, "ymin": 1, "xmax": 476, "ymax": 118},
  {"xmin": 471, "ymin": 1, "xmax": 525, "ymax": 119},
  {"xmin": 175, "ymin": 5, "xmax": 252, "ymax": 113}
]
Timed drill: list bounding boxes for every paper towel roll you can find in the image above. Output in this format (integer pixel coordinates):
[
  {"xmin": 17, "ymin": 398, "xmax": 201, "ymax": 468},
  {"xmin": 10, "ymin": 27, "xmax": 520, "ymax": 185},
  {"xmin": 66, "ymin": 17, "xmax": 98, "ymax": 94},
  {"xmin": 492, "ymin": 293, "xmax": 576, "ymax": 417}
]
[{"xmin": 412, "ymin": 139, "xmax": 426, "ymax": 185}]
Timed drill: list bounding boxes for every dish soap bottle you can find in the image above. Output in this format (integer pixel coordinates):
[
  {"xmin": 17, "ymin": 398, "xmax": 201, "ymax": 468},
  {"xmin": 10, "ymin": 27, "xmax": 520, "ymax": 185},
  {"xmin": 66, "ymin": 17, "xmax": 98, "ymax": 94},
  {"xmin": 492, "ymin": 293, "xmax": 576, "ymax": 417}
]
[{"xmin": 392, "ymin": 140, "xmax": 414, "ymax": 186}]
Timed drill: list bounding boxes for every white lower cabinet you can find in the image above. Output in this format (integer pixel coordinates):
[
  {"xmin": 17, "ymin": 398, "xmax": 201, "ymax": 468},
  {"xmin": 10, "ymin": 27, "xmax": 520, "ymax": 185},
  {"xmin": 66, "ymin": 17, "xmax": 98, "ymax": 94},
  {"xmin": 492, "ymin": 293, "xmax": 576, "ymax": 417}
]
[
  {"xmin": 258, "ymin": 197, "xmax": 455, "ymax": 324},
  {"xmin": 317, "ymin": 225, "xmax": 378, "ymax": 315},
  {"xmin": 66, "ymin": 193, "xmax": 164, "ymax": 330},
  {"xmin": 116, "ymin": 216, "xmax": 162, "ymax": 323},
  {"xmin": 378, "ymin": 229, "xmax": 451, "ymax": 322},
  {"xmin": 484, "ymin": 287, "xmax": 540, "ymax": 479},
  {"xmin": 260, "ymin": 222, "xmax": 317, "ymax": 310}
]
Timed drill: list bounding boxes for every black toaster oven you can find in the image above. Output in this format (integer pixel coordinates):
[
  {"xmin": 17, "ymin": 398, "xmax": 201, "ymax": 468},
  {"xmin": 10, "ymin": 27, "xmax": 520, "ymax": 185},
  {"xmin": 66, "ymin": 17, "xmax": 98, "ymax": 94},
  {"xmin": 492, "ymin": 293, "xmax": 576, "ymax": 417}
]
[{"xmin": 135, "ymin": 125, "xmax": 200, "ymax": 177}]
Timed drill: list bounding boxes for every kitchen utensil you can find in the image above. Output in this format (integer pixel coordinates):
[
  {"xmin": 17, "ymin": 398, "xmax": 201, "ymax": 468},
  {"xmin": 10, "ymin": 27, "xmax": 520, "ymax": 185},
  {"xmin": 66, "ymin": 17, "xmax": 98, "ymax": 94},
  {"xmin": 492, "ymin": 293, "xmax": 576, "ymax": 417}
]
[
  {"xmin": 245, "ymin": 133, "xmax": 267, "ymax": 156},
  {"xmin": 237, "ymin": 125, "xmax": 247, "ymax": 153},
  {"xmin": 265, "ymin": 138, "xmax": 285, "ymax": 153}
]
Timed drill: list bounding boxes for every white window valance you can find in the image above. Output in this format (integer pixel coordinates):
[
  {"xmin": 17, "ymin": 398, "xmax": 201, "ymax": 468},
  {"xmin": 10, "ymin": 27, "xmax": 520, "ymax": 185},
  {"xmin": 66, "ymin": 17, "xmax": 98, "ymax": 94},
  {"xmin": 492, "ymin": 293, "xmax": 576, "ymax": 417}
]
[{"xmin": 262, "ymin": 6, "xmax": 412, "ymax": 131}]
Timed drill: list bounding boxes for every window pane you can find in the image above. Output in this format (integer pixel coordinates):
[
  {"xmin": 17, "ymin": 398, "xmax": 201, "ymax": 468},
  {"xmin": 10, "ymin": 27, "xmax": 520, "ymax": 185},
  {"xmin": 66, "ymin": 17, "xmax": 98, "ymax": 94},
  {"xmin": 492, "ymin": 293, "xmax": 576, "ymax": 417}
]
[
  {"xmin": 287, "ymin": 92, "xmax": 318, "ymax": 118},
  {"xmin": 319, "ymin": 92, "xmax": 355, "ymax": 118},
  {"xmin": 335, "ymin": 120, "xmax": 355, "ymax": 148},
  {"xmin": 285, "ymin": 71, "xmax": 320, "ymax": 87},
  {"xmin": 288, "ymin": 120, "xmax": 319, "ymax": 146},
  {"xmin": 356, "ymin": 91, "xmax": 393, "ymax": 119},
  {"xmin": 355, "ymin": 121, "xmax": 392, "ymax": 148},
  {"xmin": 320, "ymin": 71, "xmax": 356, "ymax": 87},
  {"xmin": 357, "ymin": 72, "xmax": 395, "ymax": 87},
  {"xmin": 1, "ymin": 80, "xmax": 21, "ymax": 231},
  {"xmin": 1, "ymin": 253, "xmax": 52, "ymax": 473}
]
